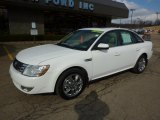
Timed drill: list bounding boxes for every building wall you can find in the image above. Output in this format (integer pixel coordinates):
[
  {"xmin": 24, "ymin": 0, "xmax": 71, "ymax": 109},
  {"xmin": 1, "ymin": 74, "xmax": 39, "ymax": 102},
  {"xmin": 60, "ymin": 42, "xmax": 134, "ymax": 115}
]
[
  {"xmin": 44, "ymin": 11, "xmax": 111, "ymax": 34},
  {"xmin": 8, "ymin": 8, "xmax": 44, "ymax": 35},
  {"xmin": 8, "ymin": 8, "xmax": 111, "ymax": 35},
  {"xmin": 0, "ymin": 8, "xmax": 9, "ymax": 34},
  {"xmin": 4, "ymin": 0, "xmax": 128, "ymax": 18},
  {"xmin": 1, "ymin": 0, "xmax": 128, "ymax": 35}
]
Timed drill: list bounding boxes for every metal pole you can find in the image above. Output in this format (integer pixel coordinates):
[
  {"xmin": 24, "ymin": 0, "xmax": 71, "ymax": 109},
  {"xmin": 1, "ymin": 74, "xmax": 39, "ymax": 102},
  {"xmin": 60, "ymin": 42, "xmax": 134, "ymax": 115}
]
[
  {"xmin": 130, "ymin": 9, "xmax": 135, "ymax": 24},
  {"xmin": 156, "ymin": 12, "xmax": 158, "ymax": 20},
  {"xmin": 156, "ymin": 12, "xmax": 160, "ymax": 25}
]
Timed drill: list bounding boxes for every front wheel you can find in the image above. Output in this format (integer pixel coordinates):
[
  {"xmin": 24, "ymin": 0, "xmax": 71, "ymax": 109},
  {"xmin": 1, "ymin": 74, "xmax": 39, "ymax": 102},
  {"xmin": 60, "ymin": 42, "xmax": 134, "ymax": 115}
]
[
  {"xmin": 56, "ymin": 68, "xmax": 86, "ymax": 100},
  {"xmin": 131, "ymin": 55, "xmax": 147, "ymax": 74}
]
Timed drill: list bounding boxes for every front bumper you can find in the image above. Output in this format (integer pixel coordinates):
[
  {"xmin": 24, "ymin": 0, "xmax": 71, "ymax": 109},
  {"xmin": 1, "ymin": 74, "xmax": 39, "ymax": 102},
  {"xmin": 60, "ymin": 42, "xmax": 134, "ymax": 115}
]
[{"xmin": 9, "ymin": 63, "xmax": 54, "ymax": 94}]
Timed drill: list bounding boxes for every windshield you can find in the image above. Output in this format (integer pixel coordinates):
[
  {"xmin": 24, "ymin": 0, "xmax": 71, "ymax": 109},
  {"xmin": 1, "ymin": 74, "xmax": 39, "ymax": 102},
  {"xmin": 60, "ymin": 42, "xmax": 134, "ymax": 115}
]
[{"xmin": 57, "ymin": 30, "xmax": 104, "ymax": 51}]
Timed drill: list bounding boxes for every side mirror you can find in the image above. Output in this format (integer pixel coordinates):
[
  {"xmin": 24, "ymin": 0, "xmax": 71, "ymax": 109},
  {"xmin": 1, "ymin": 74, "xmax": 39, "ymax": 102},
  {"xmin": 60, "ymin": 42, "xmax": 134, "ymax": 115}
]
[{"xmin": 97, "ymin": 43, "xmax": 109, "ymax": 50}]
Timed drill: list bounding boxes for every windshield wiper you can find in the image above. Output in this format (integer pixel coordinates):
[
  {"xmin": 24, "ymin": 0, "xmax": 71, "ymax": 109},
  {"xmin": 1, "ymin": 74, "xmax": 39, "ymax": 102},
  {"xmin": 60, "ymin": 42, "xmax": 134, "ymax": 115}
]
[
  {"xmin": 57, "ymin": 43, "xmax": 86, "ymax": 51},
  {"xmin": 57, "ymin": 42, "xmax": 72, "ymax": 48}
]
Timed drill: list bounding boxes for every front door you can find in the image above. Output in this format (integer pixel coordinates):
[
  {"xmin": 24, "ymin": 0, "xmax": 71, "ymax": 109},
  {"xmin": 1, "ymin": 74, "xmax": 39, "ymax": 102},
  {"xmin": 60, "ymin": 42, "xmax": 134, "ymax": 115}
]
[{"xmin": 91, "ymin": 31, "xmax": 123, "ymax": 79}]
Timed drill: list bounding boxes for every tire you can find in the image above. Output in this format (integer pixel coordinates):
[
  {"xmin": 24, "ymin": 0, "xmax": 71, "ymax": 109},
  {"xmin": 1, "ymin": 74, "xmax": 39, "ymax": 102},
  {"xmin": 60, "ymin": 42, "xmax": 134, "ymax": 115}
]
[
  {"xmin": 131, "ymin": 55, "xmax": 147, "ymax": 74},
  {"xmin": 56, "ymin": 68, "xmax": 86, "ymax": 100}
]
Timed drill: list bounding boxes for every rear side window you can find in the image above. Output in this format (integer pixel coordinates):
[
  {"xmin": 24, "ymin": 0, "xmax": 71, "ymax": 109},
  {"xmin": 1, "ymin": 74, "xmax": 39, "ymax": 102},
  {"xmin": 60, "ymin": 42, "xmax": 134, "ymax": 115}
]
[
  {"xmin": 133, "ymin": 33, "xmax": 144, "ymax": 43},
  {"xmin": 120, "ymin": 31, "xmax": 136, "ymax": 45}
]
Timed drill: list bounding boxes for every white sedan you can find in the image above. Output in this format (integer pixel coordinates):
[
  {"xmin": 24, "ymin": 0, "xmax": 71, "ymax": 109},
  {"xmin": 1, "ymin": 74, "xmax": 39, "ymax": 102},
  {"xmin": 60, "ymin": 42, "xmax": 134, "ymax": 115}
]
[{"xmin": 9, "ymin": 28, "xmax": 153, "ymax": 99}]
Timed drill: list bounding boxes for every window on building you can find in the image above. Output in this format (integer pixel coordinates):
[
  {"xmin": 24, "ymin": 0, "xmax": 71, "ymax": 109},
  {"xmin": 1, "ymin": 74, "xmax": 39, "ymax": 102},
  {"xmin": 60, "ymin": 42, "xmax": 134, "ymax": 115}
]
[{"xmin": 0, "ymin": 8, "xmax": 9, "ymax": 35}]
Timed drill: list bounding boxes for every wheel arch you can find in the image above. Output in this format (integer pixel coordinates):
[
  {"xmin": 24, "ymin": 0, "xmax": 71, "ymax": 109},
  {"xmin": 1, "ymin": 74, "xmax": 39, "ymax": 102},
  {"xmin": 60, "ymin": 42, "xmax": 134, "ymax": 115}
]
[
  {"xmin": 54, "ymin": 66, "xmax": 89, "ymax": 93},
  {"xmin": 140, "ymin": 53, "xmax": 148, "ymax": 63},
  {"xmin": 133, "ymin": 52, "xmax": 148, "ymax": 67},
  {"xmin": 131, "ymin": 52, "xmax": 148, "ymax": 74}
]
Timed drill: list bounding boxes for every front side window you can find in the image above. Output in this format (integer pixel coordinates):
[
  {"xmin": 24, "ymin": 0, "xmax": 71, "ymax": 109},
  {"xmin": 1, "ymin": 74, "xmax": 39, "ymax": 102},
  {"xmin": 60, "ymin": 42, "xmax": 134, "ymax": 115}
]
[
  {"xmin": 57, "ymin": 30, "xmax": 103, "ymax": 50},
  {"xmin": 97, "ymin": 31, "xmax": 119, "ymax": 47}
]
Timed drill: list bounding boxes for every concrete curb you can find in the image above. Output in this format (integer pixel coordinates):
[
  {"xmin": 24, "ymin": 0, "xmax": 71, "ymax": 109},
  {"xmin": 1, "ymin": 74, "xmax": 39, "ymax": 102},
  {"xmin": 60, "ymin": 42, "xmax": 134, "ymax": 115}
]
[{"xmin": 0, "ymin": 41, "xmax": 59, "ymax": 45}]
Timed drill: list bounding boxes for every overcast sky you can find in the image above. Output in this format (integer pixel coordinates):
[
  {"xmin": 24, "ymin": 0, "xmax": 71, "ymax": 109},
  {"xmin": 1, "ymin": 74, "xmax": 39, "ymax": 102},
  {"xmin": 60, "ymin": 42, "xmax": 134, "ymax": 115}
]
[{"xmin": 112, "ymin": 0, "xmax": 160, "ymax": 24}]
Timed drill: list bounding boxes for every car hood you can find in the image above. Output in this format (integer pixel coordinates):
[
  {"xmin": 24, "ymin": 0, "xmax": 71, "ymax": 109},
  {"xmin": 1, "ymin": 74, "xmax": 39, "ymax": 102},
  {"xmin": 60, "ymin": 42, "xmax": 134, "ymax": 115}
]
[{"xmin": 16, "ymin": 44, "xmax": 78, "ymax": 65}]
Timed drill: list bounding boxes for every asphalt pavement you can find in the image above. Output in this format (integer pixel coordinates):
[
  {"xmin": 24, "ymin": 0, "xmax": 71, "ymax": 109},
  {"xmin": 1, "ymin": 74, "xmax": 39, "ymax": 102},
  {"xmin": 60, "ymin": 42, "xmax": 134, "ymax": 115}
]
[{"xmin": 0, "ymin": 33, "xmax": 160, "ymax": 120}]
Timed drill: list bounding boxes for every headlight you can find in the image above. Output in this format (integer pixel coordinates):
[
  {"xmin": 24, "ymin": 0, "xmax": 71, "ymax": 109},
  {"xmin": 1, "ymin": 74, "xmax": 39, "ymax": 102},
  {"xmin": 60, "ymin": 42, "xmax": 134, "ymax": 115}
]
[{"xmin": 23, "ymin": 65, "xmax": 50, "ymax": 77}]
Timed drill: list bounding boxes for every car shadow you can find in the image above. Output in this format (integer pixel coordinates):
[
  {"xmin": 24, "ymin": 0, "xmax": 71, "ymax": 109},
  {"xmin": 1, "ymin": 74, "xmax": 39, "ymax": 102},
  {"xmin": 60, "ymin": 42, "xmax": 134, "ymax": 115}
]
[
  {"xmin": 35, "ymin": 70, "xmax": 131, "ymax": 97},
  {"xmin": 75, "ymin": 91, "xmax": 110, "ymax": 120}
]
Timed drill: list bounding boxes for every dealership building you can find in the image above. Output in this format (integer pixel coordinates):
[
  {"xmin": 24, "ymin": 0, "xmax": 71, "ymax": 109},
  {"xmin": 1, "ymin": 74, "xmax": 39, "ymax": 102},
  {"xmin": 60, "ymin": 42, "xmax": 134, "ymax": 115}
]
[{"xmin": 0, "ymin": 0, "xmax": 129, "ymax": 35}]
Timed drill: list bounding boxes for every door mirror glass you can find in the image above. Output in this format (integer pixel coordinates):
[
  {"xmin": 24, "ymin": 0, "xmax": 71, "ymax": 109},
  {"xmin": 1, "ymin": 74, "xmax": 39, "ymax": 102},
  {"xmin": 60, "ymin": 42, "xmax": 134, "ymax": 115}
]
[{"xmin": 97, "ymin": 43, "xmax": 109, "ymax": 50}]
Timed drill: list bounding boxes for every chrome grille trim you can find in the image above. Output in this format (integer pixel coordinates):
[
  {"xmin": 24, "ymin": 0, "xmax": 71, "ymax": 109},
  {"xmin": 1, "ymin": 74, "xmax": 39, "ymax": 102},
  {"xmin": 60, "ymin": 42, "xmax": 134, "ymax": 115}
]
[{"xmin": 13, "ymin": 59, "xmax": 28, "ymax": 73}]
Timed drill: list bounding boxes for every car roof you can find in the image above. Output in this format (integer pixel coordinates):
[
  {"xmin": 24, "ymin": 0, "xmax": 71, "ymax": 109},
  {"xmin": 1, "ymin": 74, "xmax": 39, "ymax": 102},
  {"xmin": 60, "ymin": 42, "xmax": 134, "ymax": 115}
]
[{"xmin": 79, "ymin": 27, "xmax": 131, "ymax": 32}]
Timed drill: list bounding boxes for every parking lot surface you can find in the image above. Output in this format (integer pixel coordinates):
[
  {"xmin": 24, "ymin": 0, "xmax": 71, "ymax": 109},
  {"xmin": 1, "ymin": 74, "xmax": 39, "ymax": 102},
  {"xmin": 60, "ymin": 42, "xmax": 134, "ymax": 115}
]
[{"xmin": 0, "ymin": 33, "xmax": 160, "ymax": 120}]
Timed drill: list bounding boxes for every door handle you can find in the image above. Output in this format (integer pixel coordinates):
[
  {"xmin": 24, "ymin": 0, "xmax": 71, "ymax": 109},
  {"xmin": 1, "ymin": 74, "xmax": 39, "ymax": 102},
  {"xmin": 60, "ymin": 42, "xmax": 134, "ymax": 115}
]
[
  {"xmin": 84, "ymin": 58, "xmax": 92, "ymax": 62},
  {"xmin": 136, "ymin": 48, "xmax": 140, "ymax": 51},
  {"xmin": 114, "ymin": 52, "xmax": 120, "ymax": 56}
]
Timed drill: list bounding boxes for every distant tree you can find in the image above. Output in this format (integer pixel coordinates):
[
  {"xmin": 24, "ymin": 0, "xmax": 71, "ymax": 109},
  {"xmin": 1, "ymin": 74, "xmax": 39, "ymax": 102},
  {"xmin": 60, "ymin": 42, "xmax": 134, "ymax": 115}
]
[{"xmin": 154, "ymin": 19, "xmax": 160, "ymax": 25}]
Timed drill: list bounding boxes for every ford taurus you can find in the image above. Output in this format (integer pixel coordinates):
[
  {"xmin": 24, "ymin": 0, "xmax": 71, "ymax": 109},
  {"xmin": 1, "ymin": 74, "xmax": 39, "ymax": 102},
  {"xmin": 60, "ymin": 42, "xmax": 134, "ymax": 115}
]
[{"xmin": 9, "ymin": 28, "xmax": 153, "ymax": 99}]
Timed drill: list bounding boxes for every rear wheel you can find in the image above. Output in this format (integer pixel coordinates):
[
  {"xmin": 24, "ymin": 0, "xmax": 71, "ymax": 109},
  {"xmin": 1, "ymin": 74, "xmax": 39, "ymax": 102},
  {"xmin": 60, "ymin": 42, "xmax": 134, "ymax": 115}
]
[
  {"xmin": 131, "ymin": 55, "xmax": 147, "ymax": 74},
  {"xmin": 56, "ymin": 68, "xmax": 86, "ymax": 100}
]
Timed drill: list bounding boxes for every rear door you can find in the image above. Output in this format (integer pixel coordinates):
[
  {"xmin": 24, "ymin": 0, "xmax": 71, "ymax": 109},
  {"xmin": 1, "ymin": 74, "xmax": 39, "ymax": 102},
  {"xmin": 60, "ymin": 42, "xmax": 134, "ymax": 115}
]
[{"xmin": 118, "ymin": 30, "xmax": 143, "ymax": 68}]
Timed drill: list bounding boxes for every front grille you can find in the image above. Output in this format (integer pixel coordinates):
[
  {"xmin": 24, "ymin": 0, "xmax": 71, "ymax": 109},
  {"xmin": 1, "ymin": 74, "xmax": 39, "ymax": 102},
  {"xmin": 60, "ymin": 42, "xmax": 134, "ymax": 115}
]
[{"xmin": 13, "ymin": 59, "xmax": 28, "ymax": 73}]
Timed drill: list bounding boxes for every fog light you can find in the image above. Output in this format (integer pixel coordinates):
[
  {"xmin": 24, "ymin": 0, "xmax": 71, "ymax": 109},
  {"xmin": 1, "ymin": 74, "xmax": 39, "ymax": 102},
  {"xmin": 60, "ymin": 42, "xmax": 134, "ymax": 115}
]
[{"xmin": 21, "ymin": 86, "xmax": 33, "ymax": 92}]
